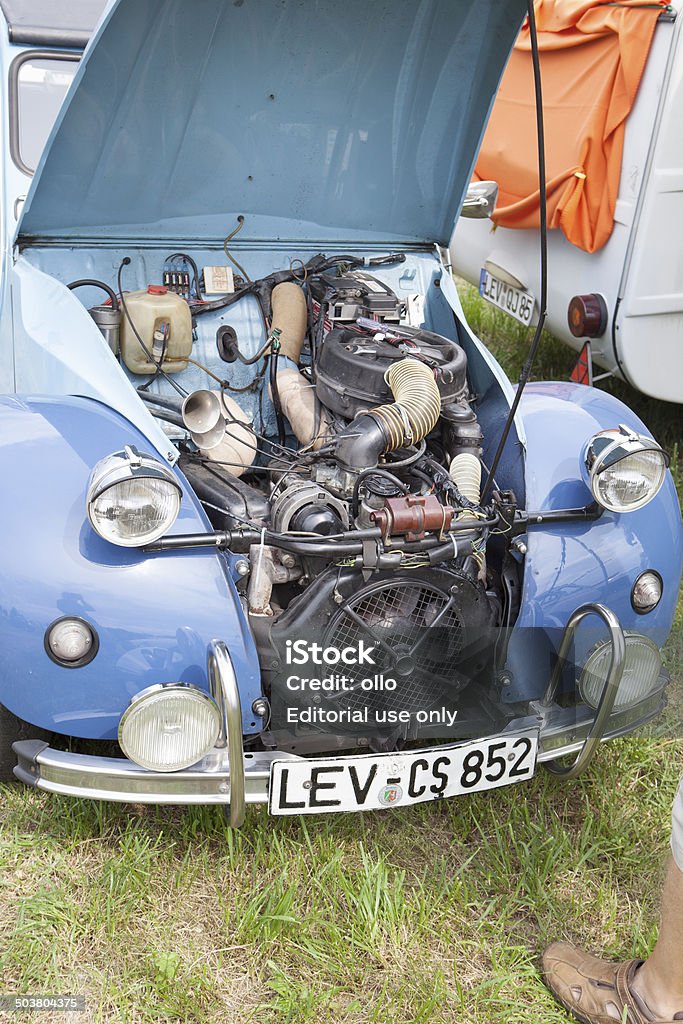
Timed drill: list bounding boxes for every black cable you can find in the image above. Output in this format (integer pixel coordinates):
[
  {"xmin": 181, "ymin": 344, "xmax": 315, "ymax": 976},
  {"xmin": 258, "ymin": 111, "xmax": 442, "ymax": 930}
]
[
  {"xmin": 217, "ymin": 328, "xmax": 273, "ymax": 366},
  {"xmin": 269, "ymin": 341, "xmax": 286, "ymax": 447},
  {"xmin": 270, "ymin": 351, "xmax": 286, "ymax": 446},
  {"xmin": 419, "ymin": 455, "xmax": 493, "ymax": 516},
  {"xmin": 304, "ymin": 281, "xmax": 315, "ymax": 367},
  {"xmin": 367, "ymin": 252, "xmax": 406, "ymax": 267},
  {"xmin": 480, "ymin": 0, "xmax": 548, "ymax": 503},
  {"xmin": 609, "ymin": 296, "xmax": 632, "ymax": 386},
  {"xmin": 408, "ymin": 467, "xmax": 434, "ymax": 490},
  {"xmin": 189, "ymin": 254, "xmax": 365, "ymax": 319},
  {"xmin": 138, "ymin": 329, "xmax": 168, "ymax": 392},
  {"xmin": 190, "ymin": 285, "xmax": 255, "ymax": 317},
  {"xmin": 351, "ymin": 469, "xmax": 410, "ymax": 519},
  {"xmin": 67, "ymin": 278, "xmax": 119, "ymax": 310},
  {"xmin": 117, "ymin": 258, "xmax": 188, "ymax": 398}
]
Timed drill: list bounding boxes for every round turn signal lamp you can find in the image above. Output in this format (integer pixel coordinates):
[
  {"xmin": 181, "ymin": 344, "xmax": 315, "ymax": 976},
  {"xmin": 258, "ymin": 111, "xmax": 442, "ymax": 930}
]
[{"xmin": 45, "ymin": 616, "xmax": 98, "ymax": 668}]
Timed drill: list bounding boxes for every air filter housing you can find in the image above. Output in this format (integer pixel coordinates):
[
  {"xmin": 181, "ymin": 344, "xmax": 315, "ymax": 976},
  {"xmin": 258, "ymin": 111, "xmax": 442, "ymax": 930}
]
[{"xmin": 315, "ymin": 325, "xmax": 468, "ymax": 420}]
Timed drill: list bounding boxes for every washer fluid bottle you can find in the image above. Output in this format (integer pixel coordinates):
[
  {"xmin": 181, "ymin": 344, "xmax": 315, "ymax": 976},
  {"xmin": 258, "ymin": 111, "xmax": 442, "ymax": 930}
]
[{"xmin": 120, "ymin": 284, "xmax": 192, "ymax": 374}]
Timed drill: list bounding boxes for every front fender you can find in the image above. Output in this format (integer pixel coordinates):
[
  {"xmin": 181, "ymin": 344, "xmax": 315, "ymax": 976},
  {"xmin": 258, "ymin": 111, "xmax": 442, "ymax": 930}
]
[
  {"xmin": 504, "ymin": 382, "xmax": 682, "ymax": 701},
  {"xmin": 0, "ymin": 395, "xmax": 262, "ymax": 738}
]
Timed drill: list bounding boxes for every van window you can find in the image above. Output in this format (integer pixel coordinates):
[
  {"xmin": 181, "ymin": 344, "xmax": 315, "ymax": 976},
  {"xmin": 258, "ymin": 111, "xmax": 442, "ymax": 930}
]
[{"xmin": 10, "ymin": 52, "xmax": 79, "ymax": 175}]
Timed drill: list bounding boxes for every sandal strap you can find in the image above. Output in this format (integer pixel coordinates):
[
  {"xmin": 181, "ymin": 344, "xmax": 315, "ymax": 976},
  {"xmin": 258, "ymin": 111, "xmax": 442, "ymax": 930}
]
[{"xmin": 614, "ymin": 960, "xmax": 649, "ymax": 1024}]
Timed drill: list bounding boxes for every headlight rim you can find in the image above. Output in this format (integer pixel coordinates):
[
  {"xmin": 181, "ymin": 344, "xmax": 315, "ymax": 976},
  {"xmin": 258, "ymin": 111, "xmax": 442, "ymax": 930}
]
[
  {"xmin": 118, "ymin": 682, "xmax": 222, "ymax": 772},
  {"xmin": 584, "ymin": 426, "xmax": 669, "ymax": 513},
  {"xmin": 87, "ymin": 445, "xmax": 182, "ymax": 548}
]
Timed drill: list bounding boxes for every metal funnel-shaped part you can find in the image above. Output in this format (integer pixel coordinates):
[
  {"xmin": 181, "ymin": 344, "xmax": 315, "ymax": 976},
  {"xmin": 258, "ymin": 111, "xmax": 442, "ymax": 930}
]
[{"xmin": 182, "ymin": 389, "xmax": 226, "ymax": 450}]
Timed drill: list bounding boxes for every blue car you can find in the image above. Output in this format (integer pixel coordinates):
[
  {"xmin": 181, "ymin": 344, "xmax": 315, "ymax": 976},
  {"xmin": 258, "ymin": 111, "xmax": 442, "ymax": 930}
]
[{"xmin": 1, "ymin": 0, "xmax": 681, "ymax": 824}]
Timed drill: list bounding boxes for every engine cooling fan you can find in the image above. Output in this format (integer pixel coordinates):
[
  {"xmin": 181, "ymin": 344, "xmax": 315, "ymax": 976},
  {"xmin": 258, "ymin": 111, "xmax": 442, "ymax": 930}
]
[{"xmin": 323, "ymin": 576, "xmax": 473, "ymax": 715}]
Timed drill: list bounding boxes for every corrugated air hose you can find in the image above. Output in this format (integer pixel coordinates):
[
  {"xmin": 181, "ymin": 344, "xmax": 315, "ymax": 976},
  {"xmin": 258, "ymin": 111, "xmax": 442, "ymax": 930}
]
[{"xmin": 335, "ymin": 358, "xmax": 441, "ymax": 471}]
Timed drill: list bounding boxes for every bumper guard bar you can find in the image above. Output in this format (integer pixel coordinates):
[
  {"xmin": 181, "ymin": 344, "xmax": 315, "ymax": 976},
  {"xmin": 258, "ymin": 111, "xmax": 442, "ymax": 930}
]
[
  {"xmin": 539, "ymin": 602, "xmax": 625, "ymax": 779},
  {"xmin": 207, "ymin": 640, "xmax": 246, "ymax": 826}
]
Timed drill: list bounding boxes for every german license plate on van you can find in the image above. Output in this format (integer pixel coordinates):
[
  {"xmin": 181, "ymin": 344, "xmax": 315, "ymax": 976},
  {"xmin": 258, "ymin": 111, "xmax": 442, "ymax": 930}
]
[{"xmin": 479, "ymin": 268, "xmax": 535, "ymax": 326}]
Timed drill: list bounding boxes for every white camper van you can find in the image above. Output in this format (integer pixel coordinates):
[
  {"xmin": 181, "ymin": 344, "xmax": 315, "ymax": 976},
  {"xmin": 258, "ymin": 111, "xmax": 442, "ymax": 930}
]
[{"xmin": 451, "ymin": 3, "xmax": 683, "ymax": 404}]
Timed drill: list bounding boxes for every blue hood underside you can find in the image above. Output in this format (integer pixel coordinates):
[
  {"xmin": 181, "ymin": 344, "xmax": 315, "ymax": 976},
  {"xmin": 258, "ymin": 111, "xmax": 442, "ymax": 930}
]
[{"xmin": 17, "ymin": 0, "xmax": 525, "ymax": 246}]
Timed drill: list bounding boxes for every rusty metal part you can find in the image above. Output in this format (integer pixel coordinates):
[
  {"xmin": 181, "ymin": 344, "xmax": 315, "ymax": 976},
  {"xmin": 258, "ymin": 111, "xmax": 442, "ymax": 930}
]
[
  {"xmin": 247, "ymin": 544, "xmax": 302, "ymax": 616},
  {"xmin": 370, "ymin": 494, "xmax": 454, "ymax": 541}
]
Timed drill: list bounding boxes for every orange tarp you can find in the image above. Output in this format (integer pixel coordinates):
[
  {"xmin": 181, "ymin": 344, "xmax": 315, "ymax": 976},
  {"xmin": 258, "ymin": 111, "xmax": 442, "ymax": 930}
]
[{"xmin": 474, "ymin": 0, "xmax": 665, "ymax": 253}]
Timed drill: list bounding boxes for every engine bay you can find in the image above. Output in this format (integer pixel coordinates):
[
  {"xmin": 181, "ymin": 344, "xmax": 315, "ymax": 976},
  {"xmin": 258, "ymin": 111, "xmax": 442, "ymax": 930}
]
[{"xmin": 39, "ymin": 244, "xmax": 526, "ymax": 752}]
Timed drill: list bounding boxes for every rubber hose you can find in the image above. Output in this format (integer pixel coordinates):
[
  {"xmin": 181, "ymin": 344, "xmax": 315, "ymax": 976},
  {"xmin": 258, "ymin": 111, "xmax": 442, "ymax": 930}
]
[
  {"xmin": 67, "ymin": 278, "xmax": 119, "ymax": 310},
  {"xmin": 268, "ymin": 281, "xmax": 331, "ymax": 448},
  {"xmin": 270, "ymin": 282, "xmax": 308, "ymax": 361},
  {"xmin": 273, "ymin": 367, "xmax": 332, "ymax": 449}
]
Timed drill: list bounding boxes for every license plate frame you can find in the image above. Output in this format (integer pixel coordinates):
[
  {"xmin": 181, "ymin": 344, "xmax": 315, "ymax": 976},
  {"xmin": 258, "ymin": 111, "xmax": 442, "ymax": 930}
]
[
  {"xmin": 479, "ymin": 268, "xmax": 536, "ymax": 326},
  {"xmin": 268, "ymin": 730, "xmax": 539, "ymax": 815}
]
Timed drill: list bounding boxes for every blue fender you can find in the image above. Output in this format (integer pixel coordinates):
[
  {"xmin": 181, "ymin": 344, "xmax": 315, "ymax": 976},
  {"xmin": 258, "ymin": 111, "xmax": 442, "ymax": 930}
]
[
  {"xmin": 504, "ymin": 382, "xmax": 682, "ymax": 702},
  {"xmin": 0, "ymin": 396, "xmax": 263, "ymax": 738}
]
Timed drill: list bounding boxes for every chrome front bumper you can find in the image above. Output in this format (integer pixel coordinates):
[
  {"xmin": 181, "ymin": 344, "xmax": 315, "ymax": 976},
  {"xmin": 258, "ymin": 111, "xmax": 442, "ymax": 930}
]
[
  {"xmin": 12, "ymin": 606, "xmax": 667, "ymax": 819},
  {"xmin": 12, "ymin": 692, "xmax": 665, "ymax": 810}
]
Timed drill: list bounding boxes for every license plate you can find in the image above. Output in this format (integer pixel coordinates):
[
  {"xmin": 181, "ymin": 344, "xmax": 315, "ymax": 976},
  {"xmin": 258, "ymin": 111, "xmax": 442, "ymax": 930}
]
[
  {"xmin": 479, "ymin": 268, "xmax": 536, "ymax": 326},
  {"xmin": 269, "ymin": 731, "xmax": 538, "ymax": 815}
]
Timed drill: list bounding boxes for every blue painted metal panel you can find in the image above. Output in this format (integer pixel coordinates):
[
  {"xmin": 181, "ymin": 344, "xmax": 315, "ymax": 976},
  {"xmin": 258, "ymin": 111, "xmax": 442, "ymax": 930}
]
[
  {"xmin": 17, "ymin": 0, "xmax": 526, "ymax": 245},
  {"xmin": 504, "ymin": 382, "xmax": 683, "ymax": 701},
  {"xmin": 0, "ymin": 395, "xmax": 263, "ymax": 738},
  {"xmin": 11, "ymin": 257, "xmax": 178, "ymax": 464}
]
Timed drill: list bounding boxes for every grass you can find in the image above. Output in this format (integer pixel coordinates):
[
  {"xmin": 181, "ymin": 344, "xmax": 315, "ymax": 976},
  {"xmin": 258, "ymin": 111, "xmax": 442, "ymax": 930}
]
[
  {"xmin": 0, "ymin": 283, "xmax": 681, "ymax": 1024},
  {"xmin": 1, "ymin": 745, "xmax": 680, "ymax": 1023}
]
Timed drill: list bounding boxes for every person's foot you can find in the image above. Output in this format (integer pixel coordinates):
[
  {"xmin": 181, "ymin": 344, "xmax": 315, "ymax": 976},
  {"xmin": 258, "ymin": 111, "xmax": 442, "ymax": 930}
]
[{"xmin": 542, "ymin": 942, "xmax": 683, "ymax": 1023}]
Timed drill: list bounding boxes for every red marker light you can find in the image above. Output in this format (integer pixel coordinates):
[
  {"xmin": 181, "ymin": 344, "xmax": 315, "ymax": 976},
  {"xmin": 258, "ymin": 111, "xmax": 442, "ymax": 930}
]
[{"xmin": 568, "ymin": 293, "xmax": 608, "ymax": 338}]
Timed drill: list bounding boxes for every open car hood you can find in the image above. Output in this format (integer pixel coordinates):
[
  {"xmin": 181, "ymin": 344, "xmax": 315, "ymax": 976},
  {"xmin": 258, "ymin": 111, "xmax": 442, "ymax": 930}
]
[{"xmin": 16, "ymin": 0, "xmax": 525, "ymax": 246}]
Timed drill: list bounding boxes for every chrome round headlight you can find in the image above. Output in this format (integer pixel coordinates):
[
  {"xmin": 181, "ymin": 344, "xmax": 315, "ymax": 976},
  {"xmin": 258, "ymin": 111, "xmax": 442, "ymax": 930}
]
[
  {"xmin": 579, "ymin": 633, "xmax": 662, "ymax": 711},
  {"xmin": 87, "ymin": 445, "xmax": 181, "ymax": 547},
  {"xmin": 584, "ymin": 426, "xmax": 668, "ymax": 513},
  {"xmin": 119, "ymin": 683, "xmax": 221, "ymax": 772},
  {"xmin": 631, "ymin": 571, "xmax": 663, "ymax": 614}
]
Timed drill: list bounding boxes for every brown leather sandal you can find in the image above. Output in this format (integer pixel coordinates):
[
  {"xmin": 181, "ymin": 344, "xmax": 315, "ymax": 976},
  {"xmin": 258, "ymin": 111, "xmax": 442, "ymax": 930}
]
[{"xmin": 542, "ymin": 942, "xmax": 683, "ymax": 1024}]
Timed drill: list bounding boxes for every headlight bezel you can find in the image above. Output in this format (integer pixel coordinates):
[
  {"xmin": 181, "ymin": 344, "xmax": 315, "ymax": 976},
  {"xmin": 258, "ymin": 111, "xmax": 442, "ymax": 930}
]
[
  {"xmin": 87, "ymin": 445, "xmax": 182, "ymax": 547},
  {"xmin": 118, "ymin": 682, "xmax": 222, "ymax": 772},
  {"xmin": 584, "ymin": 425, "xmax": 669, "ymax": 513}
]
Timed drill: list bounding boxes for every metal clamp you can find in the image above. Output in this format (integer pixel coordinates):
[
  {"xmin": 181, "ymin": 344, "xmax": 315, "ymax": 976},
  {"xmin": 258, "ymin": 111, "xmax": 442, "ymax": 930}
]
[
  {"xmin": 207, "ymin": 640, "xmax": 246, "ymax": 826},
  {"xmin": 540, "ymin": 603, "xmax": 625, "ymax": 779}
]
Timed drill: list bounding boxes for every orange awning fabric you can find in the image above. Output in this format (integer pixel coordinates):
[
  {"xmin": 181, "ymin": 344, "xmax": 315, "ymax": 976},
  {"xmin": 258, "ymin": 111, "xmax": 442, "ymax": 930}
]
[{"xmin": 474, "ymin": 0, "xmax": 665, "ymax": 253}]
